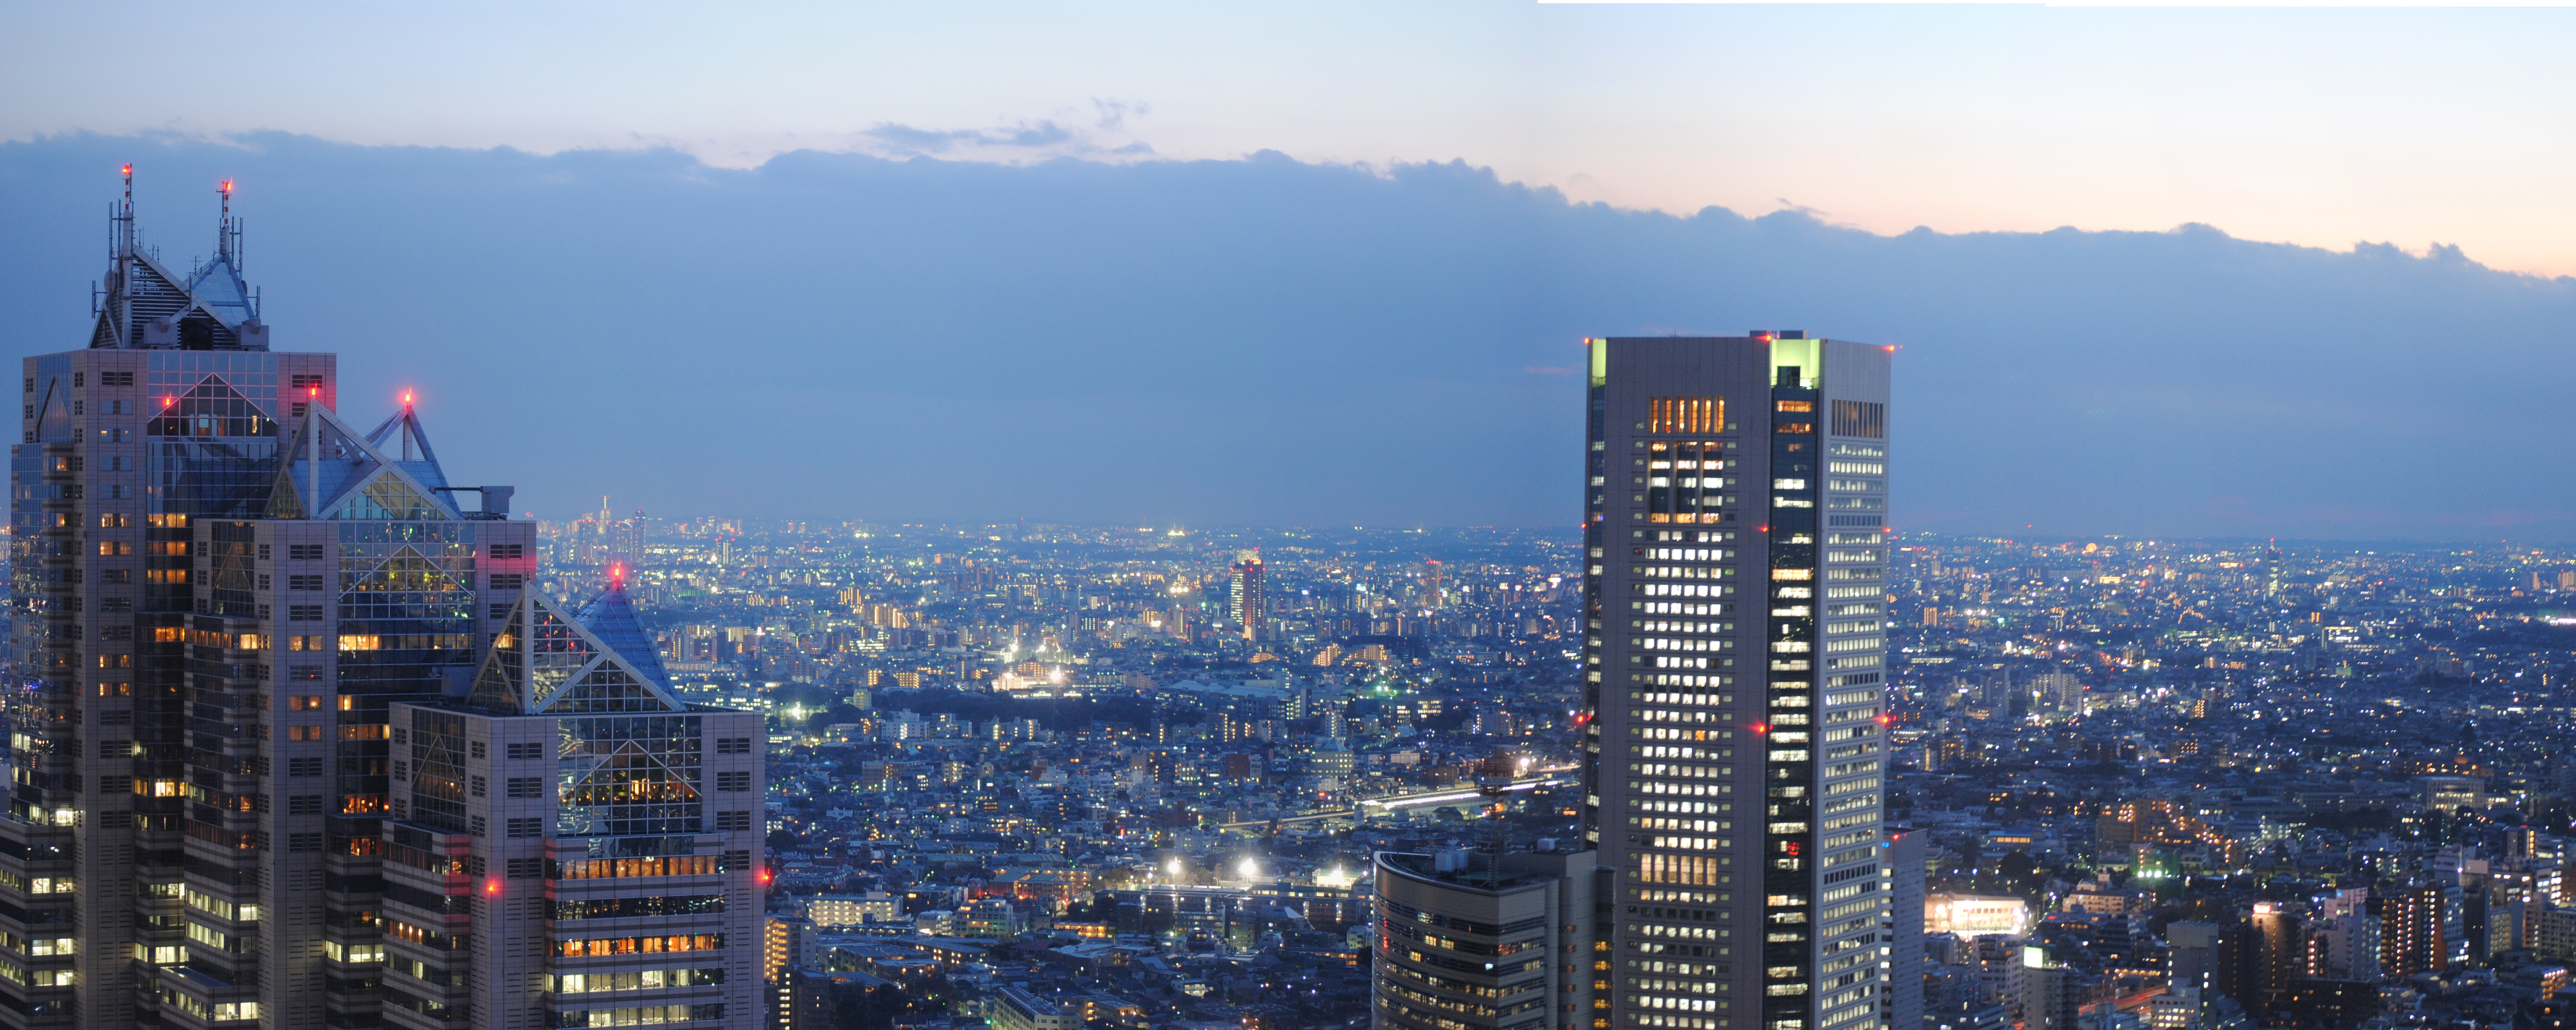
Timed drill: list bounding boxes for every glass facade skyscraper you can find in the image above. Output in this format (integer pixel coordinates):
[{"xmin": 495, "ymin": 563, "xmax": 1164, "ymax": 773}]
[
  {"xmin": 3, "ymin": 179, "xmax": 761, "ymax": 1030},
  {"xmin": 1578, "ymin": 334, "xmax": 1900, "ymax": 1030}
]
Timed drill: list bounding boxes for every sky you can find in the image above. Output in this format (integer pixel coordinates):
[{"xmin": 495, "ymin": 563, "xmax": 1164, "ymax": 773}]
[
  {"xmin": 13, "ymin": 2, "xmax": 2576, "ymax": 273},
  {"xmin": 4, "ymin": 2, "xmax": 2575, "ymax": 538}
]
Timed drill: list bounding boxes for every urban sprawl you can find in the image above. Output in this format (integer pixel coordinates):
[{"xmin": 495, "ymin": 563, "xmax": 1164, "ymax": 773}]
[{"xmin": 564, "ymin": 512, "xmax": 2576, "ymax": 1030}]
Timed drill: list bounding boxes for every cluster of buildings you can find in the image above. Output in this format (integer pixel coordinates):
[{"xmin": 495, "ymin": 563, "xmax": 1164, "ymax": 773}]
[
  {"xmin": 1876, "ymin": 529, "xmax": 2576, "ymax": 1030},
  {"xmin": 18, "ymin": 187, "xmax": 2576, "ymax": 1030},
  {"xmin": 0, "ymin": 185, "xmax": 765, "ymax": 1030}
]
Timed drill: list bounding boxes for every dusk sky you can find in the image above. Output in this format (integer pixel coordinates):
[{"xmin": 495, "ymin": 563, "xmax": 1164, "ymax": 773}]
[{"xmin": 5, "ymin": 2, "xmax": 2574, "ymax": 538}]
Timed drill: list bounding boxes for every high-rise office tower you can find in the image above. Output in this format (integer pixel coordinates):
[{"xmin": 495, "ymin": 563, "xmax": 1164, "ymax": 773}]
[
  {"xmin": 3, "ymin": 175, "xmax": 762, "ymax": 1030},
  {"xmin": 1578, "ymin": 333, "xmax": 1896, "ymax": 1030},
  {"xmin": 1230, "ymin": 553, "xmax": 1265, "ymax": 642}
]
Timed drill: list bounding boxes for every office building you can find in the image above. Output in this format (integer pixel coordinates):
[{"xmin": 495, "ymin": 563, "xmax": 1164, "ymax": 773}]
[
  {"xmin": 989, "ymin": 985, "xmax": 1081, "ymax": 1030},
  {"xmin": 0, "ymin": 175, "xmax": 762, "ymax": 1029},
  {"xmin": 2163, "ymin": 922, "xmax": 2221, "ymax": 1024},
  {"xmin": 2016, "ymin": 948, "xmax": 2082, "ymax": 1030},
  {"xmin": 387, "ymin": 580, "xmax": 765, "ymax": 1028},
  {"xmin": 2249, "ymin": 902, "xmax": 2301, "ymax": 1021},
  {"xmin": 1578, "ymin": 334, "xmax": 1897, "ymax": 1030},
  {"xmin": 2145, "ymin": 988, "xmax": 2199, "ymax": 1030},
  {"xmin": 779, "ymin": 969, "xmax": 895, "ymax": 1030},
  {"xmin": 1230, "ymin": 553, "xmax": 1265, "ymax": 641},
  {"xmin": 1372, "ymin": 850, "xmax": 1597, "ymax": 1030},
  {"xmin": 801, "ymin": 893, "xmax": 903, "ymax": 928}
]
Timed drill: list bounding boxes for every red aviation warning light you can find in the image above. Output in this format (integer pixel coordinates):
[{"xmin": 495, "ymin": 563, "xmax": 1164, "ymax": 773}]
[
  {"xmin": 757, "ymin": 868, "xmax": 775, "ymax": 887},
  {"xmin": 484, "ymin": 878, "xmax": 502, "ymax": 895}
]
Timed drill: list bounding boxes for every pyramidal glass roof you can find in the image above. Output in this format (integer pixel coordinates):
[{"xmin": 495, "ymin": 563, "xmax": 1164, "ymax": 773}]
[
  {"xmin": 576, "ymin": 581, "xmax": 670, "ymax": 690},
  {"xmin": 466, "ymin": 589, "xmax": 684, "ymax": 715}
]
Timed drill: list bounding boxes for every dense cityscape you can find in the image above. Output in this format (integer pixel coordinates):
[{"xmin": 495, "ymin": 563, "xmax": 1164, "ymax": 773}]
[
  {"xmin": 557, "ymin": 507, "xmax": 2576, "ymax": 1030},
  {"xmin": 10, "ymin": 198, "xmax": 2576, "ymax": 1030}
]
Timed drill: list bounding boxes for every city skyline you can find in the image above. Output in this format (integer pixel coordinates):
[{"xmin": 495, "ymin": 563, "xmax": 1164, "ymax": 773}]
[{"xmin": 9, "ymin": 9, "xmax": 2576, "ymax": 1030}]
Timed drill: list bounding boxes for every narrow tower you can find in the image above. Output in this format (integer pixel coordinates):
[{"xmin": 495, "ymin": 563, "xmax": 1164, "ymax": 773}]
[{"xmin": 1230, "ymin": 552, "xmax": 1266, "ymax": 642}]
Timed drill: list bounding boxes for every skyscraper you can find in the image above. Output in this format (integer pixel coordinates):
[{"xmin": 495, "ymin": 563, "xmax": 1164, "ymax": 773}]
[
  {"xmin": 1578, "ymin": 333, "xmax": 1896, "ymax": 1030},
  {"xmin": 1230, "ymin": 553, "xmax": 1265, "ymax": 642},
  {"xmin": 3, "ymin": 174, "xmax": 762, "ymax": 1029}
]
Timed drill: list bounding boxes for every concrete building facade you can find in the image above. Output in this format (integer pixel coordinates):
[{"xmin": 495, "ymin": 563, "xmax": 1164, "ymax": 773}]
[{"xmin": 1372, "ymin": 851, "xmax": 1599, "ymax": 1030}]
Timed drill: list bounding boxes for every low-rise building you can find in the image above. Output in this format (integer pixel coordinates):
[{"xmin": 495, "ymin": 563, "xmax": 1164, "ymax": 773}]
[{"xmin": 989, "ymin": 984, "xmax": 1081, "ymax": 1030}]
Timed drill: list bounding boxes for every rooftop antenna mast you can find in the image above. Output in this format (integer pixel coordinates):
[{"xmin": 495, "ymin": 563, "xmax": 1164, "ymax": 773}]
[
  {"xmin": 118, "ymin": 165, "xmax": 135, "ymax": 261},
  {"xmin": 99, "ymin": 165, "xmax": 138, "ymax": 330},
  {"xmin": 217, "ymin": 179, "xmax": 236, "ymax": 264}
]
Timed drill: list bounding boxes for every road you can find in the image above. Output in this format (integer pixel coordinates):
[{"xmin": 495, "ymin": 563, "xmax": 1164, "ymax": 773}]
[{"xmin": 1210, "ymin": 770, "xmax": 1575, "ymax": 830}]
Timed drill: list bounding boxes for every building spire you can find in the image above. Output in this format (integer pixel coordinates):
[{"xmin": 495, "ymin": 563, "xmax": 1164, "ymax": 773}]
[
  {"xmin": 217, "ymin": 179, "xmax": 235, "ymax": 264},
  {"xmin": 117, "ymin": 164, "xmax": 134, "ymax": 261}
]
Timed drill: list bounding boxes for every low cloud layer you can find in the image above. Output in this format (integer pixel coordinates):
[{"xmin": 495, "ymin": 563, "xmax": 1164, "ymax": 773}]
[{"xmin": 1, "ymin": 132, "xmax": 2568, "ymax": 540}]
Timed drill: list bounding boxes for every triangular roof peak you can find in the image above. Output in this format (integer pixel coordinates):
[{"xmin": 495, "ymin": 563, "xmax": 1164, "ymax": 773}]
[
  {"xmin": 267, "ymin": 403, "xmax": 462, "ymax": 520},
  {"xmin": 574, "ymin": 577, "xmax": 671, "ymax": 690},
  {"xmin": 467, "ymin": 589, "xmax": 686, "ymax": 716},
  {"xmin": 364, "ymin": 400, "xmax": 451, "ymax": 494}
]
